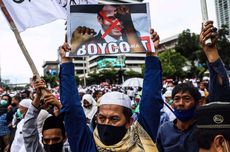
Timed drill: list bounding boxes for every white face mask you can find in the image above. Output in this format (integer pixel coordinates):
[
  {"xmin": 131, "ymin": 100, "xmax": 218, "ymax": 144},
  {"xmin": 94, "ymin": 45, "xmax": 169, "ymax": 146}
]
[{"xmin": 223, "ymin": 139, "xmax": 230, "ymax": 152}]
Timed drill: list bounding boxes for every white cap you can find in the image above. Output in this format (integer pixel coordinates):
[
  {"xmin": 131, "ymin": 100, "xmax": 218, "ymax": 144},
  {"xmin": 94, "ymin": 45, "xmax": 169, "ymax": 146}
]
[
  {"xmin": 99, "ymin": 91, "xmax": 131, "ymax": 109},
  {"xmin": 164, "ymin": 90, "xmax": 172, "ymax": 97},
  {"xmin": 19, "ymin": 99, "xmax": 32, "ymax": 108},
  {"xmin": 79, "ymin": 88, "xmax": 86, "ymax": 94},
  {"xmin": 203, "ymin": 76, "xmax": 210, "ymax": 81}
]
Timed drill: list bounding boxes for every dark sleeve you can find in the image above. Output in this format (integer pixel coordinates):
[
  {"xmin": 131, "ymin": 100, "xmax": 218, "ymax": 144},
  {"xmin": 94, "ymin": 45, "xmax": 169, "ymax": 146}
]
[
  {"xmin": 138, "ymin": 56, "xmax": 164, "ymax": 143},
  {"xmin": 6, "ymin": 111, "xmax": 14, "ymax": 124},
  {"xmin": 156, "ymin": 126, "xmax": 164, "ymax": 152},
  {"xmin": 59, "ymin": 62, "xmax": 97, "ymax": 152},
  {"xmin": 208, "ymin": 58, "xmax": 230, "ymax": 102}
]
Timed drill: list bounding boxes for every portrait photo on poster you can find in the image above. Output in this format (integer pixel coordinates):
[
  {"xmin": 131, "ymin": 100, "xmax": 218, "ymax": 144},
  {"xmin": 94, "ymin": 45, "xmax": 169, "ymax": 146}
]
[{"xmin": 66, "ymin": 3, "xmax": 155, "ymax": 57}]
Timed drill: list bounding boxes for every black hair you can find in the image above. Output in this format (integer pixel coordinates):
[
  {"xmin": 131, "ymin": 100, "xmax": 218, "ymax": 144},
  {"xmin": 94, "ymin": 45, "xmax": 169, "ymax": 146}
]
[
  {"xmin": 172, "ymin": 83, "xmax": 201, "ymax": 102},
  {"xmin": 195, "ymin": 128, "xmax": 230, "ymax": 149},
  {"xmin": 122, "ymin": 107, "xmax": 133, "ymax": 123},
  {"xmin": 42, "ymin": 116, "xmax": 65, "ymax": 137},
  {"xmin": 93, "ymin": 90, "xmax": 102, "ymax": 99},
  {"xmin": 20, "ymin": 89, "xmax": 31, "ymax": 99},
  {"xmin": 12, "ymin": 95, "xmax": 21, "ymax": 102},
  {"xmin": 2, "ymin": 94, "xmax": 12, "ymax": 105}
]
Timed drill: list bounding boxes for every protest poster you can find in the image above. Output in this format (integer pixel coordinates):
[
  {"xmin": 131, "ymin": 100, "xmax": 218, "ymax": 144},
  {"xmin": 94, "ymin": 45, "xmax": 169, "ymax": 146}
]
[{"xmin": 66, "ymin": 3, "xmax": 154, "ymax": 57}]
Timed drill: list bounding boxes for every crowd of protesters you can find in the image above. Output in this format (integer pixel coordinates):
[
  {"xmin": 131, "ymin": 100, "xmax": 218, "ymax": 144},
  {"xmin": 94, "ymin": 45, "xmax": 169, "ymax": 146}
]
[{"xmin": 0, "ymin": 18, "xmax": 230, "ymax": 152}]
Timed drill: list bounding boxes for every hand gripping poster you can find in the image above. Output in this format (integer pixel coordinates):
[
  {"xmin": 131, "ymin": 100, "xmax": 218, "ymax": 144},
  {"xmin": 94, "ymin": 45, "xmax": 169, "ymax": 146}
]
[{"xmin": 66, "ymin": 3, "xmax": 154, "ymax": 57}]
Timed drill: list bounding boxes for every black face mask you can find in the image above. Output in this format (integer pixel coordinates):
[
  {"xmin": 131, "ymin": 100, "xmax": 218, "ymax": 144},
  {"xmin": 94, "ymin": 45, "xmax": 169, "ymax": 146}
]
[
  {"xmin": 97, "ymin": 124, "xmax": 127, "ymax": 146},
  {"xmin": 43, "ymin": 142, "xmax": 63, "ymax": 152},
  {"xmin": 11, "ymin": 103, "xmax": 17, "ymax": 107}
]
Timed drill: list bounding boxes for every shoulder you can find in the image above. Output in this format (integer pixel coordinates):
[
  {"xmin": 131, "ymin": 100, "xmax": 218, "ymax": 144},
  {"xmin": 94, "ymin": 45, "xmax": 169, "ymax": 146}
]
[{"xmin": 158, "ymin": 121, "xmax": 174, "ymax": 132}]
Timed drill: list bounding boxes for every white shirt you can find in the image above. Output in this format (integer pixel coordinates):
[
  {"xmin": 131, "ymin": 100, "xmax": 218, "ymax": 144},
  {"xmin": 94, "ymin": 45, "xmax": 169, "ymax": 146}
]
[{"xmin": 11, "ymin": 118, "xmax": 26, "ymax": 152}]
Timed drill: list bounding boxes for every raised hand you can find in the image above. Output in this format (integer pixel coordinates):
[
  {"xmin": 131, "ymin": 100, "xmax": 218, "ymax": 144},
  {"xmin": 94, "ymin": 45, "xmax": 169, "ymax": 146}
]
[
  {"xmin": 150, "ymin": 29, "xmax": 160, "ymax": 50},
  {"xmin": 199, "ymin": 20, "xmax": 219, "ymax": 62},
  {"xmin": 71, "ymin": 26, "xmax": 96, "ymax": 51},
  {"xmin": 59, "ymin": 43, "xmax": 71, "ymax": 64},
  {"xmin": 32, "ymin": 78, "xmax": 47, "ymax": 108},
  {"xmin": 200, "ymin": 20, "xmax": 218, "ymax": 49},
  {"xmin": 147, "ymin": 29, "xmax": 160, "ymax": 57},
  {"xmin": 43, "ymin": 93, "xmax": 62, "ymax": 110}
]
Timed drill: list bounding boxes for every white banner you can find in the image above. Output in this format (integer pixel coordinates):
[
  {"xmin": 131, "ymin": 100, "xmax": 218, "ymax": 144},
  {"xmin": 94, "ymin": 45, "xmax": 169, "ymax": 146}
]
[{"xmin": 2, "ymin": 0, "xmax": 98, "ymax": 32}]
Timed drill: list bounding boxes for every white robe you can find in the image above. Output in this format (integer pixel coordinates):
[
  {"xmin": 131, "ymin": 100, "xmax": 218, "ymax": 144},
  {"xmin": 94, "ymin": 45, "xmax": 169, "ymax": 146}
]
[{"xmin": 11, "ymin": 118, "xmax": 26, "ymax": 152}]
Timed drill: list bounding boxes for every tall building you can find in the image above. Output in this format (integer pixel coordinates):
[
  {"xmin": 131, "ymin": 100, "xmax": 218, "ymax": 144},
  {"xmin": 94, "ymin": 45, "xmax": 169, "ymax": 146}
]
[{"xmin": 215, "ymin": 0, "xmax": 230, "ymax": 36}]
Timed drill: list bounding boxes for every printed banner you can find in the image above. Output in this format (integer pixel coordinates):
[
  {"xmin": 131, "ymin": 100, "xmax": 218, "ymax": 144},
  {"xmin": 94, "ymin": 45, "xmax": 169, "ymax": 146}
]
[
  {"xmin": 2, "ymin": 0, "xmax": 98, "ymax": 32},
  {"xmin": 66, "ymin": 3, "xmax": 154, "ymax": 57}
]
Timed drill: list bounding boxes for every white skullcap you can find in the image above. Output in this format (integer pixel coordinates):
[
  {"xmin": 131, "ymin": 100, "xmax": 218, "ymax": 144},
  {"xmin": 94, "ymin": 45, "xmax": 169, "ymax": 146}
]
[
  {"xmin": 79, "ymin": 88, "xmax": 86, "ymax": 93},
  {"xmin": 164, "ymin": 90, "xmax": 172, "ymax": 97},
  {"xmin": 19, "ymin": 99, "xmax": 32, "ymax": 108},
  {"xmin": 99, "ymin": 91, "xmax": 131, "ymax": 109},
  {"xmin": 203, "ymin": 76, "xmax": 210, "ymax": 81}
]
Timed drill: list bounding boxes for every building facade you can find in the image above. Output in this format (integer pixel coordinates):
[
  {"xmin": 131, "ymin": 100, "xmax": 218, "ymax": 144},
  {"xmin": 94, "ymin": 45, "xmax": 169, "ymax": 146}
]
[{"xmin": 215, "ymin": 0, "xmax": 230, "ymax": 36}]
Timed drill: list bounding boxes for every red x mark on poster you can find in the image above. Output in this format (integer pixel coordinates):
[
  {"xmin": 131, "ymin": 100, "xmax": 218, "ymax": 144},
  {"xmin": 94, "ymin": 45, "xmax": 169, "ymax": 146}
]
[{"xmin": 99, "ymin": 11, "xmax": 122, "ymax": 39}]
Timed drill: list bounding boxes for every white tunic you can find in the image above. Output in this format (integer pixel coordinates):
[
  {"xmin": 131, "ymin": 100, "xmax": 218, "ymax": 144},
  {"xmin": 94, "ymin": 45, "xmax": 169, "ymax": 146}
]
[{"xmin": 11, "ymin": 118, "xmax": 26, "ymax": 152}]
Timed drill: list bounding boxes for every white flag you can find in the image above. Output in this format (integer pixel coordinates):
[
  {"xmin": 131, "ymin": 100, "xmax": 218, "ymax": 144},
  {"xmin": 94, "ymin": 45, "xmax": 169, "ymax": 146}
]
[{"xmin": 2, "ymin": 0, "xmax": 98, "ymax": 32}]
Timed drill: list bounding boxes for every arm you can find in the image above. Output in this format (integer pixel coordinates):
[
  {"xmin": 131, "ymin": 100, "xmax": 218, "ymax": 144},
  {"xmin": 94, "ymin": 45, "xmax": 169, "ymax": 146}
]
[
  {"xmin": 200, "ymin": 21, "xmax": 230, "ymax": 102},
  {"xmin": 59, "ymin": 41, "xmax": 97, "ymax": 152},
  {"xmin": 138, "ymin": 30, "xmax": 164, "ymax": 142},
  {"xmin": 22, "ymin": 99, "xmax": 44, "ymax": 152}
]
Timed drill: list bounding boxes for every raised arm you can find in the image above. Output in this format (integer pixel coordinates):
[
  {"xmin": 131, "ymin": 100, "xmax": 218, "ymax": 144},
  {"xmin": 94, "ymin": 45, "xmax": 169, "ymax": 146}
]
[
  {"xmin": 59, "ymin": 27, "xmax": 97, "ymax": 152},
  {"xmin": 22, "ymin": 79, "xmax": 47, "ymax": 152},
  {"xmin": 138, "ymin": 29, "xmax": 163, "ymax": 142},
  {"xmin": 200, "ymin": 21, "xmax": 230, "ymax": 102}
]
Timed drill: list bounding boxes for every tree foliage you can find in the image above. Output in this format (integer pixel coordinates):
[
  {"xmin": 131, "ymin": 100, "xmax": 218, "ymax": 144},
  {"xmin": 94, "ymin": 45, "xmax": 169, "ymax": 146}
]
[
  {"xmin": 175, "ymin": 29, "xmax": 201, "ymax": 61},
  {"xmin": 217, "ymin": 24, "xmax": 230, "ymax": 69},
  {"xmin": 42, "ymin": 75, "xmax": 58, "ymax": 88},
  {"xmin": 174, "ymin": 29, "xmax": 207, "ymax": 78},
  {"xmin": 124, "ymin": 69, "xmax": 142, "ymax": 79},
  {"xmin": 159, "ymin": 49, "xmax": 188, "ymax": 79}
]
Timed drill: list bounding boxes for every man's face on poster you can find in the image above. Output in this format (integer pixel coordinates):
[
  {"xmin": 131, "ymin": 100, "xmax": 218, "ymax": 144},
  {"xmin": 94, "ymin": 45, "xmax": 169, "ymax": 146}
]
[{"xmin": 98, "ymin": 5, "xmax": 123, "ymax": 40}]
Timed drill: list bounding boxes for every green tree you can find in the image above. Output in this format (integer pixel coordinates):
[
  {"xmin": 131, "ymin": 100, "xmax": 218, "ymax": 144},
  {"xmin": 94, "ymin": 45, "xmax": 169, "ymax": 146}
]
[
  {"xmin": 99, "ymin": 69, "xmax": 118, "ymax": 84},
  {"xmin": 124, "ymin": 69, "xmax": 142, "ymax": 79},
  {"xmin": 175, "ymin": 29, "xmax": 201, "ymax": 60},
  {"xmin": 159, "ymin": 49, "xmax": 188, "ymax": 79},
  {"xmin": 86, "ymin": 71, "xmax": 101, "ymax": 85},
  {"xmin": 42, "ymin": 75, "xmax": 58, "ymax": 88},
  {"xmin": 217, "ymin": 24, "xmax": 230, "ymax": 69},
  {"xmin": 175, "ymin": 29, "xmax": 208, "ymax": 78}
]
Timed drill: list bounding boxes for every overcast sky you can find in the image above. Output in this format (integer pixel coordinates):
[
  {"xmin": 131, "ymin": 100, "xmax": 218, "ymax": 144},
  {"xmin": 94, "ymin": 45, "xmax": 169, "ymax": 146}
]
[{"xmin": 0, "ymin": 0, "xmax": 216, "ymax": 84}]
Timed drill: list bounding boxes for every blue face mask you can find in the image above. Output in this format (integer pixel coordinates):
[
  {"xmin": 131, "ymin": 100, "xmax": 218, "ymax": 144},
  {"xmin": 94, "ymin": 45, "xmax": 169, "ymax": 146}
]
[{"xmin": 173, "ymin": 105, "xmax": 196, "ymax": 122}]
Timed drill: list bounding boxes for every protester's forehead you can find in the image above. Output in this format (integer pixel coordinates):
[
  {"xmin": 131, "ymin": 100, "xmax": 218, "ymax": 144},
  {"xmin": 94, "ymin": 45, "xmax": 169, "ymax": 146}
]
[
  {"xmin": 43, "ymin": 128, "xmax": 62, "ymax": 137},
  {"xmin": 99, "ymin": 104, "xmax": 124, "ymax": 114},
  {"xmin": 174, "ymin": 91, "xmax": 192, "ymax": 96}
]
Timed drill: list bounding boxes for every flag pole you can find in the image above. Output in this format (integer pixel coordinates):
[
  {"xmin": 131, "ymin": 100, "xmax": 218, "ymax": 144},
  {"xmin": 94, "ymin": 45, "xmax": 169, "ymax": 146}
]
[
  {"xmin": 0, "ymin": 0, "xmax": 41, "ymax": 79},
  {"xmin": 200, "ymin": 0, "xmax": 212, "ymax": 46}
]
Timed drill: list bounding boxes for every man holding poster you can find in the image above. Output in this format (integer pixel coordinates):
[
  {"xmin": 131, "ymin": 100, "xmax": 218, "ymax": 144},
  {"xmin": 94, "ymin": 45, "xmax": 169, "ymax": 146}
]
[
  {"xmin": 66, "ymin": 3, "xmax": 154, "ymax": 57},
  {"xmin": 59, "ymin": 25, "xmax": 162, "ymax": 151}
]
